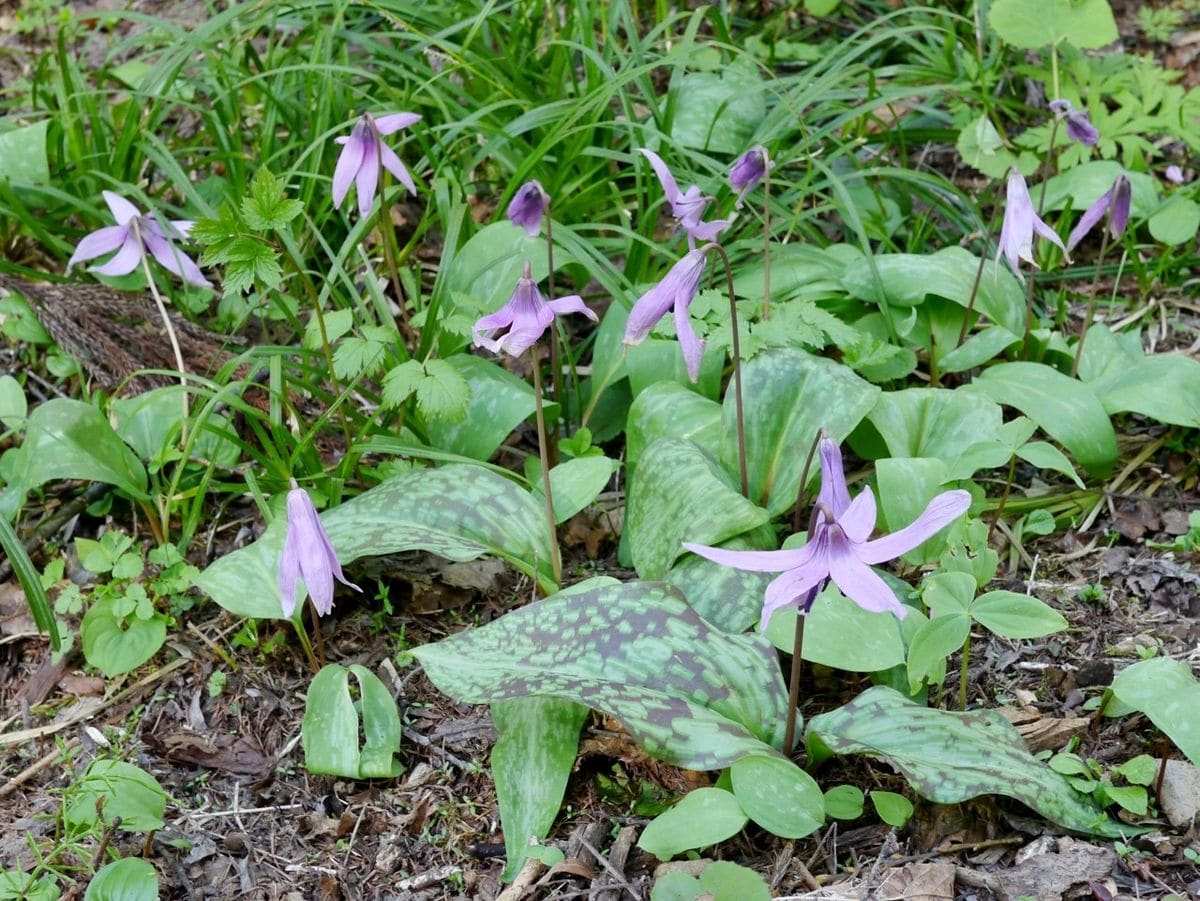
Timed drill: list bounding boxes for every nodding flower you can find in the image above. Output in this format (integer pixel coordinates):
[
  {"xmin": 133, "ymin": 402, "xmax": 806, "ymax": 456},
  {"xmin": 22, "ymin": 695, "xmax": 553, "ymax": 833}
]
[{"xmin": 332, "ymin": 111, "xmax": 421, "ymax": 218}]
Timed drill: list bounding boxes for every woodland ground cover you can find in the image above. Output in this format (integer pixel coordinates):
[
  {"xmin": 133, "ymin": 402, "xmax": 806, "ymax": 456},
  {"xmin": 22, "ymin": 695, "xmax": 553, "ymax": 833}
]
[{"xmin": 1, "ymin": 0, "xmax": 1200, "ymax": 898}]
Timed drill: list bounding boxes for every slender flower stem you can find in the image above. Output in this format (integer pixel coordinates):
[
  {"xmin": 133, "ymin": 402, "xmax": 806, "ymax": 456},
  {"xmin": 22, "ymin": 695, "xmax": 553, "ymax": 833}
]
[
  {"xmin": 958, "ymin": 628, "xmax": 972, "ymax": 710},
  {"xmin": 377, "ymin": 164, "xmax": 415, "ymax": 345},
  {"xmin": 1070, "ymin": 227, "xmax": 1111, "ymax": 378},
  {"xmin": 293, "ymin": 615, "xmax": 320, "ymax": 674},
  {"xmin": 545, "ymin": 210, "xmax": 561, "ymax": 465},
  {"xmin": 762, "ymin": 164, "xmax": 772, "ymax": 321},
  {"xmin": 131, "ymin": 220, "xmax": 189, "ymax": 448},
  {"xmin": 783, "ymin": 429, "xmax": 824, "ymax": 755},
  {"xmin": 1020, "ymin": 274, "xmax": 1037, "ymax": 361},
  {"xmin": 302, "ymin": 276, "xmax": 354, "ymax": 451},
  {"xmin": 708, "ymin": 244, "xmax": 749, "ymax": 498},
  {"xmin": 993, "ymin": 453, "xmax": 1019, "ymax": 523},
  {"xmin": 955, "ymin": 210, "xmax": 997, "ymax": 350},
  {"xmin": 530, "ymin": 342, "xmax": 563, "ymax": 589}
]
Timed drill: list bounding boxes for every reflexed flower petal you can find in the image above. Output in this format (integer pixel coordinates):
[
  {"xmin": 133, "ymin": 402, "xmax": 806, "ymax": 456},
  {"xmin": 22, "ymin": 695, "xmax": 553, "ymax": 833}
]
[
  {"xmin": 688, "ymin": 218, "xmax": 730, "ymax": 245},
  {"xmin": 623, "ymin": 248, "xmax": 707, "ymax": 347},
  {"xmin": 816, "ymin": 437, "xmax": 852, "ymax": 519},
  {"xmin": 997, "ymin": 169, "xmax": 1065, "ymax": 278},
  {"xmin": 827, "ymin": 532, "xmax": 906, "ymax": 617},
  {"xmin": 761, "ymin": 535, "xmax": 829, "ymax": 626},
  {"xmin": 90, "ymin": 236, "xmax": 143, "ymax": 276},
  {"xmin": 640, "ymin": 148, "xmax": 683, "ymax": 207},
  {"xmin": 855, "ymin": 489, "xmax": 972, "ymax": 565},
  {"xmin": 1067, "ymin": 186, "xmax": 1113, "ymax": 251},
  {"xmin": 102, "ymin": 191, "xmax": 141, "ymax": 226},
  {"xmin": 673, "ymin": 294, "xmax": 705, "ymax": 383},
  {"xmin": 332, "ymin": 127, "xmax": 367, "ymax": 209},
  {"xmin": 546, "ymin": 295, "xmax": 598, "ymax": 321},
  {"xmin": 379, "ymin": 142, "xmax": 417, "ymax": 195},
  {"xmin": 838, "ymin": 488, "xmax": 876, "ymax": 544},
  {"xmin": 1109, "ymin": 175, "xmax": 1131, "ymax": 239},
  {"xmin": 473, "ymin": 261, "xmax": 594, "ymax": 358},
  {"xmin": 374, "ymin": 112, "xmax": 421, "ymax": 135},
  {"xmin": 684, "ymin": 538, "xmax": 819, "ymax": 574},
  {"xmin": 355, "ymin": 136, "xmax": 381, "ymax": 218},
  {"xmin": 507, "ymin": 180, "xmax": 550, "ymax": 236},
  {"xmin": 67, "ymin": 225, "xmax": 128, "ymax": 268},
  {"xmin": 142, "ymin": 230, "xmax": 213, "ymax": 289}
]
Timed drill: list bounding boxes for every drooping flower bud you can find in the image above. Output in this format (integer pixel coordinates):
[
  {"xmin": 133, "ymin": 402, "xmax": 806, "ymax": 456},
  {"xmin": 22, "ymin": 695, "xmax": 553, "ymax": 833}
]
[
  {"xmin": 506, "ymin": 180, "xmax": 550, "ymax": 237},
  {"xmin": 729, "ymin": 146, "xmax": 770, "ymax": 208}
]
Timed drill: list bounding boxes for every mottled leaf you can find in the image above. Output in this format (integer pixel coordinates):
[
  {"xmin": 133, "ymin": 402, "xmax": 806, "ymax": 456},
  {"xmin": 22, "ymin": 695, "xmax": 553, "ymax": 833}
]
[
  {"xmin": 413, "ymin": 579, "xmax": 790, "ymax": 770},
  {"xmin": 668, "ymin": 527, "xmax": 775, "ymax": 633},
  {"xmin": 626, "ymin": 438, "xmax": 770, "ymax": 580},
  {"xmin": 627, "ymin": 381, "xmax": 721, "ymax": 476},
  {"xmin": 493, "ymin": 697, "xmax": 589, "ymax": 881},
  {"xmin": 730, "ymin": 754, "xmax": 824, "ymax": 839},
  {"xmin": 722, "ymin": 348, "xmax": 879, "ymax": 517},
  {"xmin": 867, "ymin": 388, "xmax": 1003, "ymax": 466},
  {"xmin": 196, "ymin": 465, "xmax": 555, "ymax": 619},
  {"xmin": 806, "ymin": 686, "xmax": 1133, "ymax": 838}
]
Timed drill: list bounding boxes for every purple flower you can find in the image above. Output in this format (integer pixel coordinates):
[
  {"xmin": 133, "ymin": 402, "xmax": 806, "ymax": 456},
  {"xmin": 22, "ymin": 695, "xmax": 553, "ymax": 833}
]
[
  {"xmin": 684, "ymin": 437, "xmax": 971, "ymax": 626},
  {"xmin": 332, "ymin": 112, "xmax": 420, "ymax": 218},
  {"xmin": 640, "ymin": 149, "xmax": 730, "ymax": 248},
  {"xmin": 730, "ymin": 146, "xmax": 770, "ymax": 208},
  {"xmin": 623, "ymin": 246, "xmax": 709, "ymax": 382},
  {"xmin": 473, "ymin": 260, "xmax": 596, "ymax": 357},
  {"xmin": 1066, "ymin": 174, "xmax": 1131, "ymax": 252},
  {"xmin": 507, "ymin": 180, "xmax": 550, "ymax": 236},
  {"xmin": 1165, "ymin": 165, "xmax": 1185, "ymax": 185},
  {"xmin": 66, "ymin": 191, "xmax": 211, "ymax": 289},
  {"xmin": 996, "ymin": 169, "xmax": 1067, "ymax": 280},
  {"xmin": 1048, "ymin": 99, "xmax": 1099, "ymax": 147},
  {"xmin": 278, "ymin": 487, "xmax": 360, "ymax": 618}
]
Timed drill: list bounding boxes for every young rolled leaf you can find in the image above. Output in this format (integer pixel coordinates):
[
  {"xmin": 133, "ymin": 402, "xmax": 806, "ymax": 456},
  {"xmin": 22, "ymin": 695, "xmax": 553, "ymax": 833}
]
[
  {"xmin": 413, "ymin": 579, "xmax": 791, "ymax": 769},
  {"xmin": 806, "ymin": 686, "xmax": 1134, "ymax": 838},
  {"xmin": 302, "ymin": 664, "xmax": 404, "ymax": 779},
  {"xmin": 196, "ymin": 464, "xmax": 556, "ymax": 618}
]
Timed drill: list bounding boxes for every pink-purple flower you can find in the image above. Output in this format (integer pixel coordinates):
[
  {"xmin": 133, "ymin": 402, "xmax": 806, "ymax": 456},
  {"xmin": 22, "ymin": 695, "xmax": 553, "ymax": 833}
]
[
  {"xmin": 623, "ymin": 246, "xmax": 709, "ymax": 382},
  {"xmin": 684, "ymin": 437, "xmax": 971, "ymax": 626},
  {"xmin": 332, "ymin": 112, "xmax": 421, "ymax": 218},
  {"xmin": 1165, "ymin": 165, "xmax": 1185, "ymax": 185},
  {"xmin": 66, "ymin": 191, "xmax": 211, "ymax": 289},
  {"xmin": 507, "ymin": 180, "xmax": 550, "ymax": 236},
  {"xmin": 1066, "ymin": 174, "xmax": 1131, "ymax": 252},
  {"xmin": 996, "ymin": 169, "xmax": 1067, "ymax": 280},
  {"xmin": 730, "ymin": 146, "xmax": 770, "ymax": 208},
  {"xmin": 278, "ymin": 487, "xmax": 360, "ymax": 618},
  {"xmin": 473, "ymin": 260, "xmax": 596, "ymax": 357},
  {"xmin": 1049, "ymin": 99, "xmax": 1099, "ymax": 147},
  {"xmin": 640, "ymin": 149, "xmax": 729, "ymax": 248}
]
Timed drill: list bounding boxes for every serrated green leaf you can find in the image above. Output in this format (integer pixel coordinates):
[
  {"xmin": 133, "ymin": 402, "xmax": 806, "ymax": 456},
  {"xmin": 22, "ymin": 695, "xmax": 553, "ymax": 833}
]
[
  {"xmin": 626, "ymin": 438, "xmax": 770, "ymax": 579},
  {"xmin": 196, "ymin": 465, "xmax": 556, "ymax": 618},
  {"xmin": 723, "ymin": 348, "xmax": 880, "ymax": 516},
  {"xmin": 421, "ymin": 355, "xmax": 540, "ymax": 461},
  {"xmin": 304, "ymin": 308, "xmax": 354, "ymax": 351},
  {"xmin": 493, "ymin": 698, "xmax": 588, "ymax": 881},
  {"xmin": 243, "ymin": 169, "xmax": 304, "ymax": 231},
  {"xmin": 416, "ymin": 358, "xmax": 470, "ymax": 422},
  {"xmin": 806, "ymin": 686, "xmax": 1133, "ymax": 838},
  {"xmin": 333, "ymin": 333, "xmax": 389, "ymax": 381},
  {"xmin": 380, "ymin": 359, "xmax": 423, "ymax": 408},
  {"xmin": 413, "ymin": 579, "xmax": 790, "ymax": 769},
  {"xmin": 638, "ymin": 788, "xmax": 748, "ymax": 859}
]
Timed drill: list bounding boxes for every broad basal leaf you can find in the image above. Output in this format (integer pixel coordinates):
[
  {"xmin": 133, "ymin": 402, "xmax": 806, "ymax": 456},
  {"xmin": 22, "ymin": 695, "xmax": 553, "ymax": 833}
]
[
  {"xmin": 626, "ymin": 438, "xmax": 770, "ymax": 580},
  {"xmin": 722, "ymin": 348, "xmax": 879, "ymax": 516},
  {"xmin": 493, "ymin": 697, "xmax": 589, "ymax": 881},
  {"xmin": 422, "ymin": 354, "xmax": 545, "ymax": 461},
  {"xmin": 626, "ymin": 381, "xmax": 721, "ymax": 476},
  {"xmin": 413, "ymin": 579, "xmax": 791, "ymax": 769},
  {"xmin": 196, "ymin": 465, "xmax": 555, "ymax": 619},
  {"xmin": 1110, "ymin": 657, "xmax": 1200, "ymax": 768},
  {"xmin": 967, "ymin": 362, "xmax": 1117, "ymax": 477},
  {"xmin": 806, "ymin": 686, "xmax": 1133, "ymax": 838},
  {"xmin": 668, "ymin": 526, "xmax": 775, "ymax": 634},
  {"xmin": 0, "ymin": 398, "xmax": 148, "ymax": 519},
  {"xmin": 867, "ymin": 388, "xmax": 1003, "ymax": 467},
  {"xmin": 988, "ymin": 0, "xmax": 1118, "ymax": 50}
]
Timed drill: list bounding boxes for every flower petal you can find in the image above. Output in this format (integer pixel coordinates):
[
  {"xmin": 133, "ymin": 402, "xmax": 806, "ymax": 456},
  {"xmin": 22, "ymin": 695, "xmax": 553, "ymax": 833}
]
[
  {"xmin": 102, "ymin": 191, "xmax": 141, "ymax": 225},
  {"xmin": 90, "ymin": 236, "xmax": 143, "ymax": 276},
  {"xmin": 816, "ymin": 437, "xmax": 852, "ymax": 518},
  {"xmin": 688, "ymin": 218, "xmax": 730, "ymax": 243},
  {"xmin": 673, "ymin": 294, "xmax": 704, "ymax": 383},
  {"xmin": 827, "ymin": 532, "xmax": 906, "ymax": 617},
  {"xmin": 624, "ymin": 282, "xmax": 675, "ymax": 345},
  {"xmin": 374, "ymin": 112, "xmax": 421, "ymax": 135},
  {"xmin": 682, "ymin": 538, "xmax": 818, "ymax": 573},
  {"xmin": 355, "ymin": 139, "xmax": 380, "ymax": 218},
  {"xmin": 278, "ymin": 530, "xmax": 301, "ymax": 618},
  {"xmin": 640, "ymin": 148, "xmax": 682, "ymax": 206},
  {"xmin": 855, "ymin": 489, "xmax": 971, "ymax": 565},
  {"xmin": 760, "ymin": 535, "xmax": 831, "ymax": 627},
  {"xmin": 379, "ymin": 141, "xmax": 417, "ymax": 195},
  {"xmin": 143, "ymin": 231, "xmax": 212, "ymax": 289},
  {"xmin": 332, "ymin": 128, "xmax": 366, "ymax": 209},
  {"xmin": 67, "ymin": 226, "xmax": 128, "ymax": 268},
  {"xmin": 1066, "ymin": 186, "xmax": 1112, "ymax": 252},
  {"xmin": 546, "ymin": 294, "xmax": 598, "ymax": 321},
  {"xmin": 838, "ymin": 486, "xmax": 876, "ymax": 543}
]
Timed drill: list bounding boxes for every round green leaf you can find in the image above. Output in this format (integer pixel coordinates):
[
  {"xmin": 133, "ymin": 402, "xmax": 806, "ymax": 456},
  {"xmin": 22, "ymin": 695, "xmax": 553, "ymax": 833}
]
[
  {"xmin": 988, "ymin": 0, "xmax": 1117, "ymax": 49},
  {"xmin": 823, "ymin": 784, "xmax": 865, "ymax": 820},
  {"xmin": 730, "ymin": 754, "xmax": 824, "ymax": 839},
  {"xmin": 698, "ymin": 861, "xmax": 771, "ymax": 901},
  {"xmin": 64, "ymin": 760, "xmax": 166, "ymax": 833},
  {"xmin": 972, "ymin": 591, "xmax": 1067, "ymax": 639},
  {"xmin": 0, "ymin": 375, "xmax": 26, "ymax": 429},
  {"xmin": 84, "ymin": 858, "xmax": 158, "ymax": 901},
  {"xmin": 637, "ymin": 788, "xmax": 748, "ymax": 860},
  {"xmin": 1149, "ymin": 196, "xmax": 1200, "ymax": 246},
  {"xmin": 81, "ymin": 595, "xmax": 168, "ymax": 678},
  {"xmin": 870, "ymin": 790, "xmax": 914, "ymax": 828}
]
